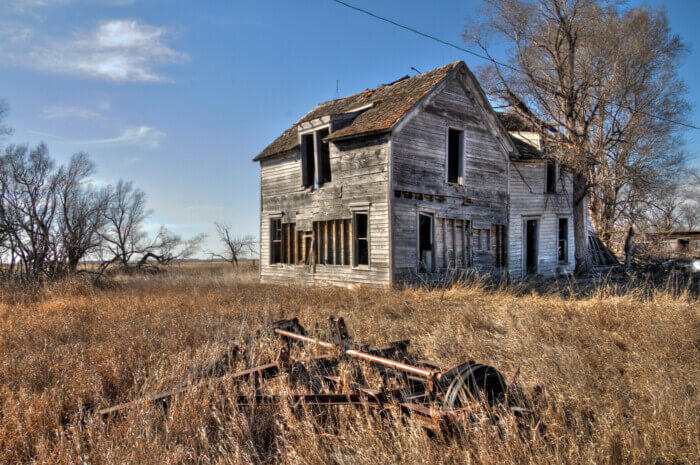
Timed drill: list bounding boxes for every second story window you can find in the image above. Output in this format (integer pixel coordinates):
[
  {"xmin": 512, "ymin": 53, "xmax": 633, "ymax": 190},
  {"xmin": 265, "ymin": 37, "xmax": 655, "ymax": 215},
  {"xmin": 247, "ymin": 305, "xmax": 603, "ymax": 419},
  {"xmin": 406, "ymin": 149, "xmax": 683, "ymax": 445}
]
[
  {"xmin": 546, "ymin": 160, "xmax": 557, "ymax": 193},
  {"xmin": 446, "ymin": 128, "xmax": 464, "ymax": 184},
  {"xmin": 301, "ymin": 128, "xmax": 331, "ymax": 189}
]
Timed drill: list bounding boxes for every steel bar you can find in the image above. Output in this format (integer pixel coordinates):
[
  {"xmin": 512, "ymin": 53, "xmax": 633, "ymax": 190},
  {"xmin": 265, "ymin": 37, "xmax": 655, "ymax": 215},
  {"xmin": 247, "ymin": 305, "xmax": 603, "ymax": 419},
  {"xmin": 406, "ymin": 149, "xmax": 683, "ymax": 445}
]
[
  {"xmin": 230, "ymin": 393, "xmax": 372, "ymax": 407},
  {"xmin": 274, "ymin": 328, "xmax": 437, "ymax": 379},
  {"xmin": 96, "ymin": 361, "xmax": 280, "ymax": 417}
]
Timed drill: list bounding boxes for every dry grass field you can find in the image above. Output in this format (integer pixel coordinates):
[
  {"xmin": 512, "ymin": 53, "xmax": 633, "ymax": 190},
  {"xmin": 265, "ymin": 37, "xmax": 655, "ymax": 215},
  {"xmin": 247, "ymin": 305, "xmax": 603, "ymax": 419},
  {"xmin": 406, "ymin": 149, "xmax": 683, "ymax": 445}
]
[{"xmin": 0, "ymin": 262, "xmax": 697, "ymax": 464}]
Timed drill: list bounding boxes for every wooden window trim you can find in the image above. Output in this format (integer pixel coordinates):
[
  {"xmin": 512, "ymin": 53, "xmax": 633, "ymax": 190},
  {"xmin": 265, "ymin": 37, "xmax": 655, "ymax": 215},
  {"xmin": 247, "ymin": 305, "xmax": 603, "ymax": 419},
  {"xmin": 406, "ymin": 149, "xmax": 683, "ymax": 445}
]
[
  {"xmin": 299, "ymin": 125, "xmax": 332, "ymax": 191},
  {"xmin": 545, "ymin": 160, "xmax": 558, "ymax": 194},
  {"xmin": 445, "ymin": 127, "xmax": 465, "ymax": 185},
  {"xmin": 557, "ymin": 217, "xmax": 570, "ymax": 264},
  {"xmin": 351, "ymin": 210, "xmax": 370, "ymax": 269}
]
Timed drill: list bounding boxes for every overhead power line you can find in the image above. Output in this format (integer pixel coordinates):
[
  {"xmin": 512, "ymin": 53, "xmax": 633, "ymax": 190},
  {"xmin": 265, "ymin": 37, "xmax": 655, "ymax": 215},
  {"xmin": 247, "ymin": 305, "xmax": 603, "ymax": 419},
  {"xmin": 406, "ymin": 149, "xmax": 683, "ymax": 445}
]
[{"xmin": 328, "ymin": 0, "xmax": 700, "ymax": 131}]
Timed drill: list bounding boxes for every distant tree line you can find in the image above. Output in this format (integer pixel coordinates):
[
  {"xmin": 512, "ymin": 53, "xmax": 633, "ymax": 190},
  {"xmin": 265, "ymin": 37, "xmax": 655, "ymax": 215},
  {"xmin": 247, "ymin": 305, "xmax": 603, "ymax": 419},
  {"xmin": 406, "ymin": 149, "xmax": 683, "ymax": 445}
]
[{"xmin": 0, "ymin": 103, "xmax": 205, "ymax": 281}]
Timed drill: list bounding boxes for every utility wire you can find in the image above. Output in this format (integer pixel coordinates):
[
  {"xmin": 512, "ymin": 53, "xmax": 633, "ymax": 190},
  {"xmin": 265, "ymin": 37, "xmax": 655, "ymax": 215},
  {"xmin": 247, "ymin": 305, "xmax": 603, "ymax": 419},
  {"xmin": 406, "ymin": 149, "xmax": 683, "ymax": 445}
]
[{"xmin": 328, "ymin": 0, "xmax": 700, "ymax": 131}]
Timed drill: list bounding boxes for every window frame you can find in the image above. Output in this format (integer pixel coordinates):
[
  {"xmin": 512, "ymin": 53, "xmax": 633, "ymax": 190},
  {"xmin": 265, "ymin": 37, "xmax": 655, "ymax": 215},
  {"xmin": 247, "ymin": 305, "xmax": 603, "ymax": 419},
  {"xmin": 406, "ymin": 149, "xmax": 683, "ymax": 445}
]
[
  {"xmin": 299, "ymin": 125, "xmax": 332, "ymax": 190},
  {"xmin": 352, "ymin": 210, "xmax": 370, "ymax": 269},
  {"xmin": 269, "ymin": 216, "xmax": 283, "ymax": 265},
  {"xmin": 545, "ymin": 159, "xmax": 558, "ymax": 194},
  {"xmin": 445, "ymin": 127, "xmax": 465, "ymax": 185},
  {"xmin": 557, "ymin": 217, "xmax": 569, "ymax": 264}
]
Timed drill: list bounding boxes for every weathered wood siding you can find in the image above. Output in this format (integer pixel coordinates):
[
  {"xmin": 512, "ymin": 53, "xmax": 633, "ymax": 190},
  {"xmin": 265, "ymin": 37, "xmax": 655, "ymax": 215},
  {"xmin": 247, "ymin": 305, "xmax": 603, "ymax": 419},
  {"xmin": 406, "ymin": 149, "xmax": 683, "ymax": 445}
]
[
  {"xmin": 390, "ymin": 70, "xmax": 509, "ymax": 282},
  {"xmin": 507, "ymin": 160, "xmax": 575, "ymax": 279},
  {"xmin": 259, "ymin": 135, "xmax": 391, "ymax": 287}
]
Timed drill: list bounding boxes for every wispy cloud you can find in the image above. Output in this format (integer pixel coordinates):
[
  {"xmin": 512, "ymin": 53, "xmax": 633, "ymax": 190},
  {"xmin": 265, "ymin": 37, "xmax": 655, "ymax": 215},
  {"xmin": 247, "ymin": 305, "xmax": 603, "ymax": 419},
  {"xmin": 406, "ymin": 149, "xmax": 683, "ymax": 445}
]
[
  {"xmin": 89, "ymin": 126, "xmax": 166, "ymax": 148},
  {"xmin": 1, "ymin": 19, "xmax": 188, "ymax": 82},
  {"xmin": 27, "ymin": 125, "xmax": 166, "ymax": 148},
  {"xmin": 40, "ymin": 104, "xmax": 101, "ymax": 119},
  {"xmin": 29, "ymin": 20, "xmax": 189, "ymax": 82},
  {"xmin": 3, "ymin": 0, "xmax": 134, "ymax": 12}
]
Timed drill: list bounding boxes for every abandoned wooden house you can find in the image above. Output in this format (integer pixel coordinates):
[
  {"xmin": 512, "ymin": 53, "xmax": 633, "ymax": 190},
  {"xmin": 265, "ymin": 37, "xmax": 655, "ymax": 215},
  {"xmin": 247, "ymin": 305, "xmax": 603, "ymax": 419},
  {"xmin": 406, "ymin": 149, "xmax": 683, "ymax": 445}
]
[{"xmin": 253, "ymin": 61, "xmax": 586, "ymax": 286}]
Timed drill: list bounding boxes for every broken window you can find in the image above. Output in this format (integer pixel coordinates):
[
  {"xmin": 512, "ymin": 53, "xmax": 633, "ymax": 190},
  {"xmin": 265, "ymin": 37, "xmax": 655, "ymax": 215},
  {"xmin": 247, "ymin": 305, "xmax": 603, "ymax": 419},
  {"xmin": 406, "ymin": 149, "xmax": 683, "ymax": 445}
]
[
  {"xmin": 302, "ymin": 134, "xmax": 315, "ymax": 188},
  {"xmin": 312, "ymin": 219, "xmax": 352, "ymax": 266},
  {"xmin": 473, "ymin": 229, "xmax": 490, "ymax": 251},
  {"xmin": 296, "ymin": 230, "xmax": 314, "ymax": 265},
  {"xmin": 492, "ymin": 224, "xmax": 507, "ymax": 268},
  {"xmin": 270, "ymin": 219, "xmax": 295, "ymax": 264},
  {"xmin": 353, "ymin": 212, "xmax": 369, "ymax": 266},
  {"xmin": 317, "ymin": 128, "xmax": 331, "ymax": 185},
  {"xmin": 558, "ymin": 218, "xmax": 568, "ymax": 263},
  {"xmin": 301, "ymin": 128, "xmax": 331, "ymax": 189},
  {"xmin": 545, "ymin": 160, "xmax": 557, "ymax": 193},
  {"xmin": 447, "ymin": 128, "xmax": 464, "ymax": 184}
]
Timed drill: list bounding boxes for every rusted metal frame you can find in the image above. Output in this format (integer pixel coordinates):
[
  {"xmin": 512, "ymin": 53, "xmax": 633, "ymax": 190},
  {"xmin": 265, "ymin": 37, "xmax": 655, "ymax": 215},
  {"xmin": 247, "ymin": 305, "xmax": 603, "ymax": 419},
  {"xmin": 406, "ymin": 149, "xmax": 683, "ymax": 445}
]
[
  {"xmin": 273, "ymin": 328, "xmax": 439, "ymax": 380},
  {"xmin": 230, "ymin": 393, "xmax": 374, "ymax": 407},
  {"xmin": 96, "ymin": 361, "xmax": 281, "ymax": 417}
]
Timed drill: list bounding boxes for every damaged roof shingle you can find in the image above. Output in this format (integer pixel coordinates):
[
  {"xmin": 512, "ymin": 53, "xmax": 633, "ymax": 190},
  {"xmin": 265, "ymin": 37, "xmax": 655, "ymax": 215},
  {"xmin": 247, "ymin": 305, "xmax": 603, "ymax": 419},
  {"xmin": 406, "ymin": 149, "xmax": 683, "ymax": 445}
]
[{"xmin": 253, "ymin": 62, "xmax": 461, "ymax": 162}]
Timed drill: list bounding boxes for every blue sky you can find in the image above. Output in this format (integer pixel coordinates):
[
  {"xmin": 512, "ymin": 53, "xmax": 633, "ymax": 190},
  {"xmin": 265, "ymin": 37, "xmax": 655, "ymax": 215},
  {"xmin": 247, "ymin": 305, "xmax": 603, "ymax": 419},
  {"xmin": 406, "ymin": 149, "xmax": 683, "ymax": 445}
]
[{"xmin": 1, "ymin": 0, "xmax": 698, "ymax": 253}]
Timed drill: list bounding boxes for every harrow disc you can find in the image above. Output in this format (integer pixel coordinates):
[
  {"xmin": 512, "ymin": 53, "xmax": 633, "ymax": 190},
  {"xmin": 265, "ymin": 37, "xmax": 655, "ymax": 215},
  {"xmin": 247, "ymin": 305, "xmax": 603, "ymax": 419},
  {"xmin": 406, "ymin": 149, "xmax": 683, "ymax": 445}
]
[{"xmin": 442, "ymin": 363, "xmax": 507, "ymax": 410}]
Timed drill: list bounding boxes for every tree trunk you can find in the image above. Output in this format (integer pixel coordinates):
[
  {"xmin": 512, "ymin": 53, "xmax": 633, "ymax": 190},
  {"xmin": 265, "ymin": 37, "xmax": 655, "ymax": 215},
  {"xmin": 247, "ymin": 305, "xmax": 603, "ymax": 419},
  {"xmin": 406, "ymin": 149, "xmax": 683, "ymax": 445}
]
[
  {"xmin": 624, "ymin": 226, "xmax": 634, "ymax": 269},
  {"xmin": 573, "ymin": 174, "xmax": 592, "ymax": 275}
]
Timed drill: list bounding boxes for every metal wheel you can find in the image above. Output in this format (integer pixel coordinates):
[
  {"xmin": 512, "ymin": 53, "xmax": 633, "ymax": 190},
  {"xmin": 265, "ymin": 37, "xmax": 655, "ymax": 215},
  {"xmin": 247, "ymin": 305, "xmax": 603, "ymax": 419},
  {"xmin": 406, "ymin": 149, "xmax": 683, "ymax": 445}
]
[{"xmin": 442, "ymin": 363, "xmax": 507, "ymax": 410}]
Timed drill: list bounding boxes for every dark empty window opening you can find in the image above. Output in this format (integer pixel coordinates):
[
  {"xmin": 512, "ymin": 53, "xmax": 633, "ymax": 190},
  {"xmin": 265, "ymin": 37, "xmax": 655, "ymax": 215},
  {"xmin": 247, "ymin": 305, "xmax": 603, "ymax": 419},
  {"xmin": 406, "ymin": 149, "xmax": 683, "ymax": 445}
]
[
  {"xmin": 418, "ymin": 213, "xmax": 433, "ymax": 272},
  {"xmin": 302, "ymin": 133, "xmax": 315, "ymax": 188},
  {"xmin": 447, "ymin": 128, "xmax": 464, "ymax": 184},
  {"xmin": 354, "ymin": 213, "xmax": 369, "ymax": 266},
  {"xmin": 558, "ymin": 218, "xmax": 568, "ymax": 263},
  {"xmin": 546, "ymin": 160, "xmax": 557, "ymax": 193},
  {"xmin": 317, "ymin": 128, "xmax": 331, "ymax": 185},
  {"xmin": 301, "ymin": 128, "xmax": 332, "ymax": 189}
]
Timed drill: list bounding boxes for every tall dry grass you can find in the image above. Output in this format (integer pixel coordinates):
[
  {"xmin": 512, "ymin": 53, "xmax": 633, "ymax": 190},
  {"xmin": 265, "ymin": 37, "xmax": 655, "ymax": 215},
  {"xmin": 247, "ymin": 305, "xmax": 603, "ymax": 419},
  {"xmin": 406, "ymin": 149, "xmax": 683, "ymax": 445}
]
[{"xmin": 0, "ymin": 262, "xmax": 697, "ymax": 464}]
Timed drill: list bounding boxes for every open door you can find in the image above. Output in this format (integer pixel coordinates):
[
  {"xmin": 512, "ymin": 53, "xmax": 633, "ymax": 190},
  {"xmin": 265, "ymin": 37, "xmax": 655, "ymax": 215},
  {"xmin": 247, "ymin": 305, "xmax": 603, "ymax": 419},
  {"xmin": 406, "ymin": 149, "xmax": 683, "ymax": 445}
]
[
  {"xmin": 418, "ymin": 213, "xmax": 433, "ymax": 272},
  {"xmin": 525, "ymin": 219, "xmax": 538, "ymax": 275}
]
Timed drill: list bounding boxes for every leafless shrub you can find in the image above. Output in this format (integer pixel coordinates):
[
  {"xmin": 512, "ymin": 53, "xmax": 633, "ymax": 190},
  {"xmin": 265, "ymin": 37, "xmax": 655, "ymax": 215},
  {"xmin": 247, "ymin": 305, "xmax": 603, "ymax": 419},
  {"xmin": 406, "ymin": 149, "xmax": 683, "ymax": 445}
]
[{"xmin": 212, "ymin": 222, "xmax": 257, "ymax": 268}]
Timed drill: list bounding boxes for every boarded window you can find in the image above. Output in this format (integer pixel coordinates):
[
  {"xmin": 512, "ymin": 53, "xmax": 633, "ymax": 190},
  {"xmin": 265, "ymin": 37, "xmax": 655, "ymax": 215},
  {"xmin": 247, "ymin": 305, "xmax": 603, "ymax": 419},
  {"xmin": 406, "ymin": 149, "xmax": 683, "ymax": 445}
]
[
  {"xmin": 317, "ymin": 128, "xmax": 331, "ymax": 185},
  {"xmin": 296, "ymin": 230, "xmax": 314, "ymax": 265},
  {"xmin": 546, "ymin": 160, "xmax": 557, "ymax": 193},
  {"xmin": 270, "ymin": 219, "xmax": 295, "ymax": 264},
  {"xmin": 492, "ymin": 224, "xmax": 507, "ymax": 268},
  {"xmin": 558, "ymin": 218, "xmax": 568, "ymax": 263},
  {"xmin": 354, "ymin": 213, "xmax": 369, "ymax": 266},
  {"xmin": 473, "ymin": 229, "xmax": 490, "ymax": 251},
  {"xmin": 447, "ymin": 128, "xmax": 464, "ymax": 184},
  {"xmin": 312, "ymin": 219, "xmax": 351, "ymax": 266},
  {"xmin": 302, "ymin": 133, "xmax": 315, "ymax": 188}
]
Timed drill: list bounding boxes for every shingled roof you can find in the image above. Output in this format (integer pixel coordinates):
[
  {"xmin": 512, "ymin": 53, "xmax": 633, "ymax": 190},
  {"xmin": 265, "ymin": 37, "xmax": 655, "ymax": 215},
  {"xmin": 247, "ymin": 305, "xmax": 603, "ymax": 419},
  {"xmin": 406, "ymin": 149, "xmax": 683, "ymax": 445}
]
[{"xmin": 253, "ymin": 62, "xmax": 462, "ymax": 162}]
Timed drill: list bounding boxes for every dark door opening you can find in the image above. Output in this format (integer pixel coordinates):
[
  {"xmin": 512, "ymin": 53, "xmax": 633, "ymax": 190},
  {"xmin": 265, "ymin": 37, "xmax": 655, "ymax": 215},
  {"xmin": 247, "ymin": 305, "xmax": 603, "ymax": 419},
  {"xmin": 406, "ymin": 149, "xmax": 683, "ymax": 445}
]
[
  {"xmin": 525, "ymin": 219, "xmax": 538, "ymax": 275},
  {"xmin": 418, "ymin": 213, "xmax": 433, "ymax": 272}
]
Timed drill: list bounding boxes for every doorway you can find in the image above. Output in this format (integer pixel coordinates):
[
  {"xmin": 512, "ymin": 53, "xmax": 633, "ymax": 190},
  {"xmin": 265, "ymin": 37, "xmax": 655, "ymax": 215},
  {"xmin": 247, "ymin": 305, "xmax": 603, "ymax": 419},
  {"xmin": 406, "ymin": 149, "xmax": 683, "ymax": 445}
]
[
  {"xmin": 524, "ymin": 219, "xmax": 538, "ymax": 275},
  {"xmin": 418, "ymin": 213, "xmax": 433, "ymax": 272}
]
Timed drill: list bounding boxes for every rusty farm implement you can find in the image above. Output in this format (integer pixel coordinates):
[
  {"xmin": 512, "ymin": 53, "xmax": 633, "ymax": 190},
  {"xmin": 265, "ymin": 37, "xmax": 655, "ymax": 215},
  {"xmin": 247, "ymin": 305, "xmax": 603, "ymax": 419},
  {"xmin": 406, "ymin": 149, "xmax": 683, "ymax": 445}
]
[{"xmin": 89, "ymin": 317, "xmax": 533, "ymax": 433}]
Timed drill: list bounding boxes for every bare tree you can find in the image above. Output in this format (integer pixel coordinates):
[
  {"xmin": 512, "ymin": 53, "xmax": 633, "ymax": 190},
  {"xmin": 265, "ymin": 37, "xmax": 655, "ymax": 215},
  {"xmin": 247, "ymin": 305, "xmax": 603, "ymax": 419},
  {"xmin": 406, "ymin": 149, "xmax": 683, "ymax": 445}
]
[
  {"xmin": 137, "ymin": 226, "xmax": 206, "ymax": 267},
  {"xmin": 0, "ymin": 143, "xmax": 61, "ymax": 279},
  {"xmin": 641, "ymin": 169, "xmax": 700, "ymax": 231},
  {"xmin": 212, "ymin": 222, "xmax": 257, "ymax": 268},
  {"xmin": 464, "ymin": 0, "xmax": 689, "ymax": 272},
  {"xmin": 55, "ymin": 153, "xmax": 109, "ymax": 272},
  {"xmin": 100, "ymin": 179, "xmax": 151, "ymax": 267}
]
